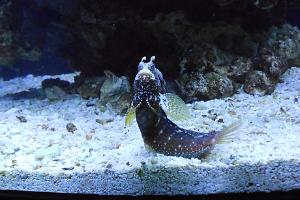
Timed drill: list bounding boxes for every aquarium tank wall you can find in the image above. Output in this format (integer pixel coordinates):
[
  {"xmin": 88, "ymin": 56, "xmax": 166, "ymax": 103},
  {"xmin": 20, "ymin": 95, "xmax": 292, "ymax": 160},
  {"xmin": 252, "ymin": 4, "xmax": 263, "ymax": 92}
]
[{"xmin": 0, "ymin": 0, "xmax": 300, "ymax": 197}]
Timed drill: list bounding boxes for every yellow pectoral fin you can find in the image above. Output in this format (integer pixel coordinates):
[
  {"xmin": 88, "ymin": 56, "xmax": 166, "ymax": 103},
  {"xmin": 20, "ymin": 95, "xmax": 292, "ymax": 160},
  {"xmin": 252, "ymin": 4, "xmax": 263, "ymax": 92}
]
[
  {"xmin": 164, "ymin": 93, "xmax": 191, "ymax": 121},
  {"xmin": 125, "ymin": 107, "xmax": 136, "ymax": 126}
]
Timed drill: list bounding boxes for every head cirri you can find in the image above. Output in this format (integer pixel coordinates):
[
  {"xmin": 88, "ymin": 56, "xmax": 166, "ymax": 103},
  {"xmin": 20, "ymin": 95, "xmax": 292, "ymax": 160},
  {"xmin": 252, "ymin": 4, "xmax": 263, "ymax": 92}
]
[{"xmin": 133, "ymin": 56, "xmax": 166, "ymax": 107}]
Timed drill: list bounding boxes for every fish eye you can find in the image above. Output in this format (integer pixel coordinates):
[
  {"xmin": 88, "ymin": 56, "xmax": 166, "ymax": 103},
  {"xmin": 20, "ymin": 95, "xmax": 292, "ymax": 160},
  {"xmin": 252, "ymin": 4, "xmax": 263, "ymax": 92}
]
[
  {"xmin": 138, "ymin": 64, "xmax": 143, "ymax": 71},
  {"xmin": 149, "ymin": 64, "xmax": 155, "ymax": 73}
]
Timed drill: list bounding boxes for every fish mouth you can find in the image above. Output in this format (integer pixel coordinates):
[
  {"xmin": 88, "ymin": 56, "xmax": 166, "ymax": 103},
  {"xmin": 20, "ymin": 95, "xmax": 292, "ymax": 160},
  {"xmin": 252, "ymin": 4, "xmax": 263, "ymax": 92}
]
[
  {"xmin": 135, "ymin": 68, "xmax": 155, "ymax": 83},
  {"xmin": 138, "ymin": 73, "xmax": 151, "ymax": 82}
]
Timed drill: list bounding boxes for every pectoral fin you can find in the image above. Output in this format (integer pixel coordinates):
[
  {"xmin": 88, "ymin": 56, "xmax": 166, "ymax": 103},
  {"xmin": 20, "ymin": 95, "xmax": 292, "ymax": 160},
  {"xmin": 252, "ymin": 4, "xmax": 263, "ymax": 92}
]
[
  {"xmin": 160, "ymin": 93, "xmax": 191, "ymax": 121},
  {"xmin": 125, "ymin": 106, "xmax": 136, "ymax": 126}
]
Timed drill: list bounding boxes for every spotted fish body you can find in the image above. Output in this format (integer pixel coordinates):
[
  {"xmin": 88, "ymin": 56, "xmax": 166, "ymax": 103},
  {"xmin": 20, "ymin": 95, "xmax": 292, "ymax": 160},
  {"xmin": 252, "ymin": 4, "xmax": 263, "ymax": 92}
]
[
  {"xmin": 136, "ymin": 103, "xmax": 221, "ymax": 158},
  {"xmin": 130, "ymin": 56, "xmax": 240, "ymax": 159}
]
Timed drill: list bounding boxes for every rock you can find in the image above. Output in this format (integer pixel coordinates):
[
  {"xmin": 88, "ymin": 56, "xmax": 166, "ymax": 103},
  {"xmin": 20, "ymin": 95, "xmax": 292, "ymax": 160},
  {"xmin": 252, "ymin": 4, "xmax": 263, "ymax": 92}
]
[
  {"xmin": 98, "ymin": 71, "xmax": 131, "ymax": 115},
  {"xmin": 216, "ymin": 116, "xmax": 224, "ymax": 123},
  {"xmin": 177, "ymin": 70, "xmax": 207, "ymax": 101},
  {"xmin": 75, "ymin": 75, "xmax": 105, "ymax": 99},
  {"xmin": 66, "ymin": 123, "xmax": 77, "ymax": 133},
  {"xmin": 0, "ymin": 0, "xmax": 291, "ymax": 80},
  {"xmin": 16, "ymin": 116, "xmax": 27, "ymax": 123},
  {"xmin": 197, "ymin": 23, "xmax": 258, "ymax": 57},
  {"xmin": 44, "ymin": 86, "xmax": 68, "ymax": 101},
  {"xmin": 144, "ymin": 11, "xmax": 195, "ymax": 75},
  {"xmin": 266, "ymin": 24, "xmax": 300, "ymax": 60},
  {"xmin": 62, "ymin": 166, "xmax": 74, "ymax": 170},
  {"xmin": 179, "ymin": 43, "xmax": 233, "ymax": 74},
  {"xmin": 42, "ymin": 78, "xmax": 72, "ymax": 101},
  {"xmin": 230, "ymin": 57, "xmax": 253, "ymax": 81},
  {"xmin": 96, "ymin": 118, "xmax": 114, "ymax": 125},
  {"xmin": 212, "ymin": 57, "xmax": 253, "ymax": 83},
  {"xmin": 177, "ymin": 41, "xmax": 256, "ymax": 101},
  {"xmin": 204, "ymin": 72, "xmax": 234, "ymax": 99},
  {"xmin": 0, "ymin": 1, "xmax": 42, "ymax": 67},
  {"xmin": 294, "ymin": 96, "xmax": 300, "ymax": 104},
  {"xmin": 244, "ymin": 70, "xmax": 275, "ymax": 95},
  {"xmin": 178, "ymin": 71, "xmax": 234, "ymax": 101},
  {"xmin": 85, "ymin": 134, "xmax": 93, "ymax": 140},
  {"xmin": 253, "ymin": 47, "xmax": 288, "ymax": 80},
  {"xmin": 86, "ymin": 99, "xmax": 96, "ymax": 107},
  {"xmin": 41, "ymin": 78, "xmax": 72, "ymax": 91},
  {"xmin": 289, "ymin": 56, "xmax": 300, "ymax": 67}
]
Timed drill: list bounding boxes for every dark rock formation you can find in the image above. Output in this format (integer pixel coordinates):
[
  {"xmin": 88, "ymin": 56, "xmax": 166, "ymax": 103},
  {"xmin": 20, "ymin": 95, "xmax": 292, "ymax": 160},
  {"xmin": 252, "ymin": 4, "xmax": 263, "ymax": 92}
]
[
  {"xmin": 252, "ymin": 47, "xmax": 288, "ymax": 79},
  {"xmin": 97, "ymin": 71, "xmax": 132, "ymax": 115},
  {"xmin": 0, "ymin": 0, "xmax": 42, "ymax": 67},
  {"xmin": 213, "ymin": 57, "xmax": 253, "ymax": 83},
  {"xmin": 177, "ymin": 70, "xmax": 234, "ymax": 101},
  {"xmin": 244, "ymin": 70, "xmax": 275, "ymax": 95},
  {"xmin": 74, "ymin": 75, "xmax": 105, "ymax": 99},
  {"xmin": 42, "ymin": 78, "xmax": 72, "ymax": 92},
  {"xmin": 266, "ymin": 24, "xmax": 300, "ymax": 65},
  {"xmin": 179, "ymin": 43, "xmax": 234, "ymax": 74},
  {"xmin": 41, "ymin": 78, "xmax": 73, "ymax": 101},
  {"xmin": 2, "ymin": 0, "xmax": 300, "ymax": 102}
]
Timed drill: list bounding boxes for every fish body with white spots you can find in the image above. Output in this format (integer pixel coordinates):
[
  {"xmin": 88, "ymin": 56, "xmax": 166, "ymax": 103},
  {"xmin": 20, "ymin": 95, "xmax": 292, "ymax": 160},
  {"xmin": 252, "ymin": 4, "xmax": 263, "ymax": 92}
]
[{"xmin": 128, "ymin": 56, "xmax": 241, "ymax": 159}]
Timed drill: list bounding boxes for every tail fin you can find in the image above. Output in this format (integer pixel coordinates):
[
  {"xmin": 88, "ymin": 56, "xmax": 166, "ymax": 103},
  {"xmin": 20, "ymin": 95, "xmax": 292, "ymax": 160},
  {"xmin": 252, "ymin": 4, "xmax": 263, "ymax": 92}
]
[{"xmin": 216, "ymin": 120, "xmax": 243, "ymax": 144}]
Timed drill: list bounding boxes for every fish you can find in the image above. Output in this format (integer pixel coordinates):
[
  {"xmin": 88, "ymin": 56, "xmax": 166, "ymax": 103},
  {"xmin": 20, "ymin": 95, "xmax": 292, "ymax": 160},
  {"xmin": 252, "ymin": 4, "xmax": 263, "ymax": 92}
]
[{"xmin": 126, "ymin": 56, "xmax": 242, "ymax": 159}]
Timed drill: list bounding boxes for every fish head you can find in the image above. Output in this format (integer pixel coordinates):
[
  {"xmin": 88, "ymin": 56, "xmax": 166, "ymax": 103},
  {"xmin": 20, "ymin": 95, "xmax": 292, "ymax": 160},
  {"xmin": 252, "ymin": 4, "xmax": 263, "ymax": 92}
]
[{"xmin": 133, "ymin": 56, "xmax": 165, "ymax": 107}]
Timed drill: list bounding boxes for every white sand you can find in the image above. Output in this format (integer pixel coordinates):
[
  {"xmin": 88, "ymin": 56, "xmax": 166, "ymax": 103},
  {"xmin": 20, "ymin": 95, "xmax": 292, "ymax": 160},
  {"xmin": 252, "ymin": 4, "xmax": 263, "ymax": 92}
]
[{"xmin": 0, "ymin": 68, "xmax": 299, "ymax": 194}]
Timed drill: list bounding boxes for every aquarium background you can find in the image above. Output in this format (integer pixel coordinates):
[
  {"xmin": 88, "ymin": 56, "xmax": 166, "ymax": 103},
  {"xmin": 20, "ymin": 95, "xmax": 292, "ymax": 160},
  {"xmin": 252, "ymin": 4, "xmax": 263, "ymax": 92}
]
[
  {"xmin": 0, "ymin": 0, "xmax": 299, "ymax": 80},
  {"xmin": 1, "ymin": 0, "xmax": 300, "ymax": 197}
]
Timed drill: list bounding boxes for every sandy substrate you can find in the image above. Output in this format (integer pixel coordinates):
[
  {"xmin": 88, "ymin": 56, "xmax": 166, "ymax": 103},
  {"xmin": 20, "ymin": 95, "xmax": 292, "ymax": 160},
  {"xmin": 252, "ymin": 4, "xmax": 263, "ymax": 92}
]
[{"xmin": 0, "ymin": 68, "xmax": 300, "ymax": 195}]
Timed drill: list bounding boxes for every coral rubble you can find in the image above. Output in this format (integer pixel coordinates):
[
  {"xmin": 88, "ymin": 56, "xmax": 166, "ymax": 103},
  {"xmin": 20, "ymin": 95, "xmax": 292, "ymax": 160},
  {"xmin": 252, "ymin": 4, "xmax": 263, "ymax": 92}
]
[{"xmin": 98, "ymin": 71, "xmax": 132, "ymax": 115}]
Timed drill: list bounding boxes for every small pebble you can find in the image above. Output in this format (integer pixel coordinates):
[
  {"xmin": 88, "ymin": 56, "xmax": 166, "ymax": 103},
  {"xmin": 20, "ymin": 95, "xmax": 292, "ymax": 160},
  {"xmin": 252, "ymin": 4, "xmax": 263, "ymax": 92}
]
[
  {"xmin": 294, "ymin": 96, "xmax": 299, "ymax": 103},
  {"xmin": 228, "ymin": 111, "xmax": 236, "ymax": 116},
  {"xmin": 86, "ymin": 100, "xmax": 95, "ymax": 107},
  {"xmin": 208, "ymin": 114, "xmax": 218, "ymax": 121},
  {"xmin": 96, "ymin": 118, "xmax": 114, "ymax": 125},
  {"xmin": 33, "ymin": 165, "xmax": 42, "ymax": 170},
  {"xmin": 85, "ymin": 134, "xmax": 93, "ymax": 140},
  {"xmin": 280, "ymin": 107, "xmax": 287, "ymax": 114},
  {"xmin": 106, "ymin": 163, "xmax": 112, "ymax": 169},
  {"xmin": 41, "ymin": 124, "xmax": 48, "ymax": 130},
  {"xmin": 216, "ymin": 116, "xmax": 224, "ymax": 123},
  {"xmin": 16, "ymin": 116, "xmax": 27, "ymax": 123},
  {"xmin": 66, "ymin": 123, "xmax": 77, "ymax": 133},
  {"xmin": 11, "ymin": 160, "xmax": 17, "ymax": 166},
  {"xmin": 62, "ymin": 166, "xmax": 74, "ymax": 170},
  {"xmin": 150, "ymin": 158, "xmax": 158, "ymax": 165}
]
